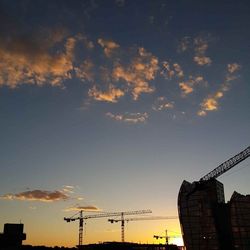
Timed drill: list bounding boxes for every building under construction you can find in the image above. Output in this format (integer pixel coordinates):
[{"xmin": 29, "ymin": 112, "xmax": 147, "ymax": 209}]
[{"xmin": 178, "ymin": 146, "xmax": 250, "ymax": 250}]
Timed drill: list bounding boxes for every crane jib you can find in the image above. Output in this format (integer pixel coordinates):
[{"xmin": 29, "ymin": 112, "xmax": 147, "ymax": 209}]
[{"xmin": 200, "ymin": 146, "xmax": 250, "ymax": 182}]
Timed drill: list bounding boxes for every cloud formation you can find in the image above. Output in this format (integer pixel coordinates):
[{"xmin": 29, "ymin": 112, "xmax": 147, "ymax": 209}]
[
  {"xmin": 1, "ymin": 190, "xmax": 69, "ymax": 202},
  {"xmin": 160, "ymin": 61, "xmax": 175, "ymax": 80},
  {"xmin": 0, "ymin": 29, "xmax": 78, "ymax": 88},
  {"xmin": 177, "ymin": 37, "xmax": 190, "ymax": 53},
  {"xmin": 78, "ymin": 34, "xmax": 95, "ymax": 50},
  {"xmin": 62, "ymin": 185, "xmax": 75, "ymax": 194},
  {"xmin": 75, "ymin": 59, "xmax": 94, "ymax": 82},
  {"xmin": 64, "ymin": 204, "xmax": 100, "ymax": 212},
  {"xmin": 152, "ymin": 97, "xmax": 174, "ymax": 111},
  {"xmin": 0, "ymin": 22, "xmax": 242, "ymax": 122},
  {"xmin": 227, "ymin": 63, "xmax": 241, "ymax": 74},
  {"xmin": 179, "ymin": 76, "xmax": 205, "ymax": 96},
  {"xmin": 198, "ymin": 91, "xmax": 224, "ymax": 116},
  {"xmin": 88, "ymin": 85, "xmax": 125, "ymax": 103},
  {"xmin": 160, "ymin": 61, "xmax": 184, "ymax": 80},
  {"xmin": 98, "ymin": 38, "xmax": 120, "ymax": 57},
  {"xmin": 193, "ymin": 56, "xmax": 212, "ymax": 66},
  {"xmin": 112, "ymin": 47, "xmax": 159, "ymax": 100},
  {"xmin": 198, "ymin": 63, "xmax": 241, "ymax": 116},
  {"xmin": 193, "ymin": 36, "xmax": 212, "ymax": 66},
  {"xmin": 106, "ymin": 112, "xmax": 148, "ymax": 123}
]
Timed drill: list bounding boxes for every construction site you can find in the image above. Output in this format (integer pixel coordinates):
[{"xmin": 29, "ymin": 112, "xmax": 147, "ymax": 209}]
[{"xmin": 1, "ymin": 146, "xmax": 250, "ymax": 250}]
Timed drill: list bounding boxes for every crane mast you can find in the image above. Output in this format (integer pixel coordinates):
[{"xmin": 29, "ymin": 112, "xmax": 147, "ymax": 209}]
[
  {"xmin": 200, "ymin": 146, "xmax": 250, "ymax": 181},
  {"xmin": 79, "ymin": 211, "xmax": 83, "ymax": 247},
  {"xmin": 108, "ymin": 210, "xmax": 152, "ymax": 242}
]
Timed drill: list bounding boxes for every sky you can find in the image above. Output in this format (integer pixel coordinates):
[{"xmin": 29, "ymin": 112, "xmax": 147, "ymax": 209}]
[{"xmin": 0, "ymin": 0, "xmax": 250, "ymax": 247}]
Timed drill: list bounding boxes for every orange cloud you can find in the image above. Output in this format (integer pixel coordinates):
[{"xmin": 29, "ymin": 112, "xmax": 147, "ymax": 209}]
[
  {"xmin": 227, "ymin": 63, "xmax": 241, "ymax": 74},
  {"xmin": 98, "ymin": 38, "xmax": 120, "ymax": 57},
  {"xmin": 179, "ymin": 82, "xmax": 194, "ymax": 95},
  {"xmin": 112, "ymin": 47, "xmax": 158, "ymax": 100},
  {"xmin": 152, "ymin": 97, "xmax": 174, "ymax": 111},
  {"xmin": 64, "ymin": 205, "xmax": 101, "ymax": 212},
  {"xmin": 193, "ymin": 36, "xmax": 212, "ymax": 66},
  {"xmin": 88, "ymin": 85, "xmax": 125, "ymax": 103},
  {"xmin": 0, "ymin": 30, "xmax": 77, "ymax": 88},
  {"xmin": 75, "ymin": 59, "xmax": 94, "ymax": 82},
  {"xmin": 193, "ymin": 56, "xmax": 212, "ymax": 66},
  {"xmin": 194, "ymin": 37, "xmax": 209, "ymax": 54},
  {"xmin": 198, "ymin": 63, "xmax": 241, "ymax": 116},
  {"xmin": 224, "ymin": 63, "xmax": 241, "ymax": 83},
  {"xmin": 160, "ymin": 61, "xmax": 184, "ymax": 80},
  {"xmin": 179, "ymin": 76, "xmax": 205, "ymax": 96},
  {"xmin": 106, "ymin": 112, "xmax": 148, "ymax": 123},
  {"xmin": 173, "ymin": 63, "xmax": 184, "ymax": 78},
  {"xmin": 1, "ymin": 190, "xmax": 69, "ymax": 202},
  {"xmin": 198, "ymin": 91, "xmax": 223, "ymax": 116}
]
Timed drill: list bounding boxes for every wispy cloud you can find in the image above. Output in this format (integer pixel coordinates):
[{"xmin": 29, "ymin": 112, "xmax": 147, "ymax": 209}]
[
  {"xmin": 193, "ymin": 36, "xmax": 212, "ymax": 66},
  {"xmin": 78, "ymin": 34, "xmax": 95, "ymax": 50},
  {"xmin": 160, "ymin": 61, "xmax": 175, "ymax": 80},
  {"xmin": 64, "ymin": 204, "xmax": 101, "ymax": 212},
  {"xmin": 197, "ymin": 91, "xmax": 224, "ymax": 116},
  {"xmin": 75, "ymin": 59, "xmax": 94, "ymax": 82},
  {"xmin": 177, "ymin": 36, "xmax": 191, "ymax": 53},
  {"xmin": 64, "ymin": 185, "xmax": 74, "ymax": 189},
  {"xmin": 62, "ymin": 185, "xmax": 75, "ymax": 194},
  {"xmin": 106, "ymin": 112, "xmax": 149, "ymax": 123},
  {"xmin": 88, "ymin": 85, "xmax": 125, "ymax": 103},
  {"xmin": 152, "ymin": 97, "xmax": 174, "ymax": 111},
  {"xmin": 160, "ymin": 61, "xmax": 184, "ymax": 80},
  {"xmin": 98, "ymin": 38, "xmax": 120, "ymax": 57},
  {"xmin": 227, "ymin": 63, "xmax": 241, "ymax": 74},
  {"xmin": 193, "ymin": 56, "xmax": 212, "ymax": 66},
  {"xmin": 198, "ymin": 63, "xmax": 241, "ymax": 116},
  {"xmin": 173, "ymin": 63, "xmax": 184, "ymax": 78},
  {"xmin": 1, "ymin": 190, "xmax": 69, "ymax": 202},
  {"xmin": 178, "ymin": 35, "xmax": 212, "ymax": 66},
  {"xmin": 179, "ymin": 76, "xmax": 205, "ymax": 96},
  {"xmin": 113, "ymin": 47, "xmax": 159, "ymax": 100}
]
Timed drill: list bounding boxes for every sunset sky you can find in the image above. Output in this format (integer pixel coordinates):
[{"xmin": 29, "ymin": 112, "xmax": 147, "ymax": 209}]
[{"xmin": 0, "ymin": 0, "xmax": 250, "ymax": 247}]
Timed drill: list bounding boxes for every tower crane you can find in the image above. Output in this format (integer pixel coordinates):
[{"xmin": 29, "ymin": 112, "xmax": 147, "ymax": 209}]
[
  {"xmin": 154, "ymin": 229, "xmax": 180, "ymax": 245},
  {"xmin": 184, "ymin": 146, "xmax": 250, "ymax": 197},
  {"xmin": 64, "ymin": 209, "xmax": 151, "ymax": 248},
  {"xmin": 199, "ymin": 146, "xmax": 250, "ymax": 182},
  {"xmin": 106, "ymin": 210, "xmax": 152, "ymax": 242},
  {"xmin": 108, "ymin": 216, "xmax": 178, "ymax": 242}
]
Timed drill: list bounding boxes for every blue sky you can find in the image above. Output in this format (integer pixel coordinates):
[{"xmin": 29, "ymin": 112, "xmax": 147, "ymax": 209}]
[{"xmin": 0, "ymin": 0, "xmax": 250, "ymax": 247}]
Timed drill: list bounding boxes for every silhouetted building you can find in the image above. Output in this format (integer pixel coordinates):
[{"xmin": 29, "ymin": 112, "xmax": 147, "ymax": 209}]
[
  {"xmin": 229, "ymin": 192, "xmax": 250, "ymax": 249},
  {"xmin": 83, "ymin": 242, "xmax": 181, "ymax": 250},
  {"xmin": 0, "ymin": 223, "xmax": 26, "ymax": 249},
  {"xmin": 178, "ymin": 180, "xmax": 250, "ymax": 250},
  {"xmin": 178, "ymin": 179, "xmax": 226, "ymax": 250}
]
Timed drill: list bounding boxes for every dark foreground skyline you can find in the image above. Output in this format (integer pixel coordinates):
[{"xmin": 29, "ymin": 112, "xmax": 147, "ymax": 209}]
[{"xmin": 0, "ymin": 0, "xmax": 250, "ymax": 247}]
